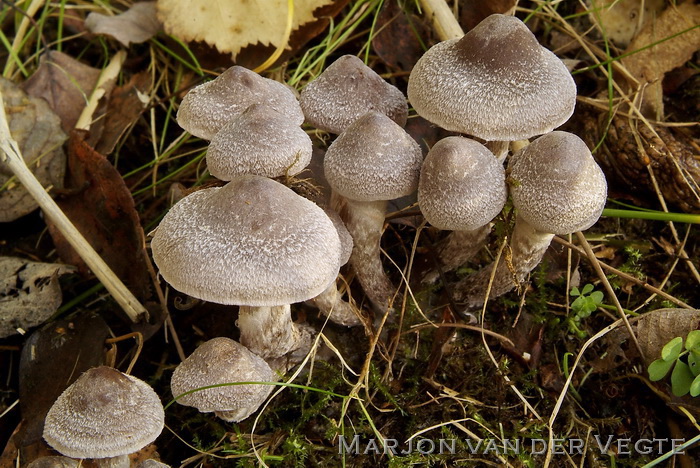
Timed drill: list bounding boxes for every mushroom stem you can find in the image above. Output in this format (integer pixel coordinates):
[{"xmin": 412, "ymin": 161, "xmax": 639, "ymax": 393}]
[
  {"xmin": 237, "ymin": 305, "xmax": 300, "ymax": 359},
  {"xmin": 311, "ymin": 280, "xmax": 361, "ymax": 326},
  {"xmin": 454, "ymin": 216, "xmax": 554, "ymax": 308},
  {"xmin": 421, "ymin": 225, "xmax": 492, "ymax": 284},
  {"xmin": 331, "ymin": 192, "xmax": 397, "ymax": 314}
]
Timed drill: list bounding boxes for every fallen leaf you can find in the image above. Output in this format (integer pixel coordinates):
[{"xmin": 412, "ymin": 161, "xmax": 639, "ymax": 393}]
[
  {"xmin": 372, "ymin": 1, "xmax": 429, "ymax": 70},
  {"xmin": 46, "ymin": 131, "xmax": 151, "ymax": 303},
  {"xmin": 157, "ymin": 0, "xmax": 336, "ymax": 59},
  {"xmin": 0, "ymin": 78, "xmax": 67, "ymax": 222},
  {"xmin": 21, "ymin": 51, "xmax": 102, "ymax": 133},
  {"xmin": 0, "ymin": 257, "xmax": 74, "ymax": 338},
  {"xmin": 85, "ymin": 2, "xmax": 161, "ymax": 47},
  {"xmin": 17, "ymin": 314, "xmax": 110, "ymax": 447},
  {"xmin": 591, "ymin": 0, "xmax": 665, "ymax": 47},
  {"xmin": 636, "ymin": 308, "xmax": 700, "ymax": 367},
  {"xmin": 87, "ymin": 71, "xmax": 152, "ymax": 155},
  {"xmin": 621, "ymin": 2, "xmax": 700, "ymax": 118}
]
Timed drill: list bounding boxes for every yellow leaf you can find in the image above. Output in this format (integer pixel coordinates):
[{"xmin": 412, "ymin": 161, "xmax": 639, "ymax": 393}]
[{"xmin": 157, "ymin": 0, "xmax": 334, "ymax": 59}]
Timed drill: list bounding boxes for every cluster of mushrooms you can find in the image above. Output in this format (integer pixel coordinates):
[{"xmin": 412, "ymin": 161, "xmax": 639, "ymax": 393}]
[{"xmin": 38, "ymin": 13, "xmax": 609, "ymax": 463}]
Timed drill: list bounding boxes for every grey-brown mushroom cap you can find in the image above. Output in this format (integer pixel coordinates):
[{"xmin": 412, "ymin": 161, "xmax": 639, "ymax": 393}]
[
  {"xmin": 27, "ymin": 457, "xmax": 79, "ymax": 468},
  {"xmin": 324, "ymin": 112, "xmax": 423, "ymax": 202},
  {"xmin": 300, "ymin": 55, "xmax": 408, "ymax": 134},
  {"xmin": 324, "ymin": 208, "xmax": 353, "ymax": 266},
  {"xmin": 43, "ymin": 367, "xmax": 165, "ymax": 459},
  {"xmin": 206, "ymin": 104, "xmax": 312, "ymax": 180},
  {"xmin": 150, "ymin": 175, "xmax": 342, "ymax": 306},
  {"xmin": 508, "ymin": 131, "xmax": 607, "ymax": 234},
  {"xmin": 418, "ymin": 137, "xmax": 507, "ymax": 231},
  {"xmin": 171, "ymin": 338, "xmax": 275, "ymax": 422},
  {"xmin": 177, "ymin": 66, "xmax": 303, "ymax": 140},
  {"xmin": 407, "ymin": 14, "xmax": 576, "ymax": 141}
]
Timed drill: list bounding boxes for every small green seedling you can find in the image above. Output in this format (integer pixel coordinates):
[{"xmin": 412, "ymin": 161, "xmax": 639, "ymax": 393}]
[
  {"xmin": 567, "ymin": 284, "xmax": 604, "ymax": 338},
  {"xmin": 648, "ymin": 330, "xmax": 700, "ymax": 397}
]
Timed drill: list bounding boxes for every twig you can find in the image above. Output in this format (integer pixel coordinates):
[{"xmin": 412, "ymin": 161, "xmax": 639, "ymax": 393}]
[
  {"xmin": 418, "ymin": 0, "xmax": 464, "ymax": 40},
  {"xmin": 0, "ymin": 92, "xmax": 146, "ymax": 322}
]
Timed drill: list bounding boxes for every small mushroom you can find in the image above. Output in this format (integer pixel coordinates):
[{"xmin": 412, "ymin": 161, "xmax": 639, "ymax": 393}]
[
  {"xmin": 408, "ymin": 14, "xmax": 576, "ymax": 153},
  {"xmin": 177, "ymin": 66, "xmax": 303, "ymax": 140},
  {"xmin": 171, "ymin": 337, "xmax": 276, "ymax": 422},
  {"xmin": 324, "ymin": 111, "xmax": 423, "ymax": 313},
  {"xmin": 150, "ymin": 175, "xmax": 342, "ymax": 360},
  {"xmin": 27, "ymin": 457, "xmax": 79, "ymax": 468},
  {"xmin": 43, "ymin": 366, "xmax": 164, "ymax": 467},
  {"xmin": 206, "ymin": 103, "xmax": 313, "ymax": 180},
  {"xmin": 455, "ymin": 131, "xmax": 607, "ymax": 307},
  {"xmin": 300, "ymin": 55, "xmax": 408, "ymax": 134},
  {"xmin": 418, "ymin": 137, "xmax": 507, "ymax": 283}
]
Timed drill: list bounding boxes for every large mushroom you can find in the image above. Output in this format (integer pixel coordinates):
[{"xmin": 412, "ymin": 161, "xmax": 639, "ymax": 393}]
[
  {"xmin": 455, "ymin": 131, "xmax": 607, "ymax": 308},
  {"xmin": 150, "ymin": 175, "xmax": 342, "ymax": 360},
  {"xmin": 177, "ymin": 66, "xmax": 303, "ymax": 140},
  {"xmin": 171, "ymin": 337, "xmax": 276, "ymax": 422},
  {"xmin": 43, "ymin": 366, "xmax": 164, "ymax": 467},
  {"xmin": 418, "ymin": 137, "xmax": 507, "ymax": 283},
  {"xmin": 324, "ymin": 111, "xmax": 423, "ymax": 314},
  {"xmin": 408, "ymin": 14, "xmax": 576, "ymax": 144}
]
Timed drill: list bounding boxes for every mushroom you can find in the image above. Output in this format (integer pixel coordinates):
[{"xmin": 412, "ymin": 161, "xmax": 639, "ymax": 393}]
[
  {"xmin": 407, "ymin": 14, "xmax": 576, "ymax": 143},
  {"xmin": 177, "ymin": 66, "xmax": 303, "ymax": 140},
  {"xmin": 43, "ymin": 366, "xmax": 164, "ymax": 467},
  {"xmin": 455, "ymin": 131, "xmax": 607, "ymax": 307},
  {"xmin": 300, "ymin": 55, "xmax": 408, "ymax": 134},
  {"xmin": 417, "ymin": 137, "xmax": 507, "ymax": 283},
  {"xmin": 206, "ymin": 103, "xmax": 313, "ymax": 180},
  {"xmin": 150, "ymin": 175, "xmax": 342, "ymax": 359},
  {"xmin": 27, "ymin": 457, "xmax": 79, "ymax": 468},
  {"xmin": 324, "ymin": 111, "xmax": 423, "ymax": 313},
  {"xmin": 171, "ymin": 337, "xmax": 276, "ymax": 422}
]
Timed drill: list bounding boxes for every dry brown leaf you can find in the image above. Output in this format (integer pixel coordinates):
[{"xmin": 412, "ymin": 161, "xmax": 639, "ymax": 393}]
[
  {"xmin": 621, "ymin": 2, "xmax": 700, "ymax": 118},
  {"xmin": 22, "ymin": 51, "xmax": 102, "ymax": 133},
  {"xmin": 0, "ymin": 257, "xmax": 74, "ymax": 338},
  {"xmin": 591, "ymin": 0, "xmax": 665, "ymax": 47},
  {"xmin": 636, "ymin": 308, "xmax": 700, "ymax": 367},
  {"xmin": 0, "ymin": 77, "xmax": 67, "ymax": 222},
  {"xmin": 85, "ymin": 2, "xmax": 161, "ymax": 47},
  {"xmin": 157, "ymin": 0, "xmax": 334, "ymax": 58},
  {"xmin": 459, "ymin": 0, "xmax": 518, "ymax": 31}
]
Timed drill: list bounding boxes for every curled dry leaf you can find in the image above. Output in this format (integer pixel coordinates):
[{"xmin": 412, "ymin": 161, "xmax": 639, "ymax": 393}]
[
  {"xmin": 85, "ymin": 2, "xmax": 161, "ymax": 47},
  {"xmin": 22, "ymin": 50, "xmax": 102, "ymax": 133},
  {"xmin": 635, "ymin": 308, "xmax": 700, "ymax": 367},
  {"xmin": 157, "ymin": 0, "xmax": 334, "ymax": 59},
  {"xmin": 0, "ymin": 77, "xmax": 67, "ymax": 223},
  {"xmin": 0, "ymin": 257, "xmax": 74, "ymax": 338},
  {"xmin": 590, "ymin": 0, "xmax": 665, "ymax": 47}
]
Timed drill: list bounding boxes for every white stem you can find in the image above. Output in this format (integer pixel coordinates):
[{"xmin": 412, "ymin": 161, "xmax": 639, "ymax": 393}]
[
  {"xmin": 422, "ymin": 225, "xmax": 491, "ymax": 284},
  {"xmin": 312, "ymin": 280, "xmax": 361, "ymax": 326},
  {"xmin": 0, "ymin": 93, "xmax": 146, "ymax": 322},
  {"xmin": 455, "ymin": 216, "xmax": 554, "ymax": 308},
  {"xmin": 331, "ymin": 192, "xmax": 397, "ymax": 314},
  {"xmin": 237, "ymin": 305, "xmax": 300, "ymax": 359}
]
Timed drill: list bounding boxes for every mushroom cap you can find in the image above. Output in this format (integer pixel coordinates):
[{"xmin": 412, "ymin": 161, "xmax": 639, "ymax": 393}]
[
  {"xmin": 508, "ymin": 131, "xmax": 607, "ymax": 234},
  {"xmin": 324, "ymin": 208, "xmax": 353, "ymax": 266},
  {"xmin": 27, "ymin": 457, "xmax": 79, "ymax": 468},
  {"xmin": 150, "ymin": 175, "xmax": 342, "ymax": 306},
  {"xmin": 177, "ymin": 66, "xmax": 303, "ymax": 140},
  {"xmin": 206, "ymin": 104, "xmax": 313, "ymax": 180},
  {"xmin": 43, "ymin": 366, "xmax": 165, "ymax": 459},
  {"xmin": 324, "ymin": 112, "xmax": 423, "ymax": 202},
  {"xmin": 171, "ymin": 337, "xmax": 275, "ymax": 422},
  {"xmin": 407, "ymin": 14, "xmax": 576, "ymax": 141},
  {"xmin": 300, "ymin": 55, "xmax": 408, "ymax": 134},
  {"xmin": 418, "ymin": 137, "xmax": 507, "ymax": 231}
]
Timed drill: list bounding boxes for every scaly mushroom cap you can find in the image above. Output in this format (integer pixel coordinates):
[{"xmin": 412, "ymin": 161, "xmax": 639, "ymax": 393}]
[
  {"xmin": 418, "ymin": 137, "xmax": 507, "ymax": 231},
  {"xmin": 177, "ymin": 66, "xmax": 303, "ymax": 140},
  {"xmin": 43, "ymin": 367, "xmax": 164, "ymax": 459},
  {"xmin": 407, "ymin": 14, "xmax": 576, "ymax": 141},
  {"xmin": 206, "ymin": 104, "xmax": 313, "ymax": 180},
  {"xmin": 150, "ymin": 175, "xmax": 342, "ymax": 306},
  {"xmin": 171, "ymin": 338, "xmax": 275, "ymax": 422},
  {"xmin": 324, "ymin": 112, "xmax": 423, "ymax": 202},
  {"xmin": 300, "ymin": 55, "xmax": 408, "ymax": 134},
  {"xmin": 508, "ymin": 131, "xmax": 607, "ymax": 234}
]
